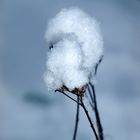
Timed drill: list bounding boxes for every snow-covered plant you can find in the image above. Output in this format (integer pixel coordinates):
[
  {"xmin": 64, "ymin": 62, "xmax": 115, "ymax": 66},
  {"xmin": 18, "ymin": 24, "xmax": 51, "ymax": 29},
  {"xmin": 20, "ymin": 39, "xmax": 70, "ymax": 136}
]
[
  {"xmin": 44, "ymin": 7, "xmax": 104, "ymax": 140},
  {"xmin": 44, "ymin": 7, "xmax": 103, "ymax": 93}
]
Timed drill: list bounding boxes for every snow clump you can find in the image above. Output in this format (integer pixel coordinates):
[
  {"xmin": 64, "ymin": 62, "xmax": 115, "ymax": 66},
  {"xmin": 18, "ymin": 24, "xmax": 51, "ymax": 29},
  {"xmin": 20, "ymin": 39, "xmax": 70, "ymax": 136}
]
[{"xmin": 44, "ymin": 7, "xmax": 103, "ymax": 91}]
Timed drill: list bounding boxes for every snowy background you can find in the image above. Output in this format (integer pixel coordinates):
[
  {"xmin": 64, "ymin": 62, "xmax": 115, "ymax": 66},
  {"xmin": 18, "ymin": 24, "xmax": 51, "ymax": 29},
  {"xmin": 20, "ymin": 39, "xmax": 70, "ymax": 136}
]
[{"xmin": 0, "ymin": 0, "xmax": 140, "ymax": 140}]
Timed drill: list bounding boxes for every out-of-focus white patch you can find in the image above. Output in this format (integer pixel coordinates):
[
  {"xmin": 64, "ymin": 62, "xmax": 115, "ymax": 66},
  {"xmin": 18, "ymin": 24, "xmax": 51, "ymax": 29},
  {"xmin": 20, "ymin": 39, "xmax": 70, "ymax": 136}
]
[{"xmin": 44, "ymin": 7, "xmax": 103, "ymax": 90}]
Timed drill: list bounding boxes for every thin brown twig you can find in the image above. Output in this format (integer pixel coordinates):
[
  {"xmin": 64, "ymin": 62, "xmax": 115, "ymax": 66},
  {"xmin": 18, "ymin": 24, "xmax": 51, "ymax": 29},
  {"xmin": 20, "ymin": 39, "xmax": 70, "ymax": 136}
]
[
  {"xmin": 55, "ymin": 90, "xmax": 82, "ymax": 105},
  {"xmin": 89, "ymin": 82, "xmax": 104, "ymax": 140},
  {"xmin": 95, "ymin": 56, "xmax": 103, "ymax": 75},
  {"xmin": 80, "ymin": 96, "xmax": 99, "ymax": 140},
  {"xmin": 87, "ymin": 85, "xmax": 94, "ymax": 102},
  {"xmin": 73, "ymin": 95, "xmax": 80, "ymax": 140}
]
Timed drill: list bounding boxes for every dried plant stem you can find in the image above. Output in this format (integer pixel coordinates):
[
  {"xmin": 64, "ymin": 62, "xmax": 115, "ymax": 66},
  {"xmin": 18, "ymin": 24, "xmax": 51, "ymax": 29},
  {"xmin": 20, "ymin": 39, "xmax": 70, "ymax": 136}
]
[
  {"xmin": 73, "ymin": 95, "xmax": 80, "ymax": 140},
  {"xmin": 55, "ymin": 90, "xmax": 81, "ymax": 105},
  {"xmin": 89, "ymin": 82, "xmax": 104, "ymax": 140},
  {"xmin": 56, "ymin": 88, "xmax": 100, "ymax": 140},
  {"xmin": 80, "ymin": 96, "xmax": 99, "ymax": 140},
  {"xmin": 95, "ymin": 56, "xmax": 103, "ymax": 75},
  {"xmin": 86, "ymin": 86, "xmax": 94, "ymax": 108}
]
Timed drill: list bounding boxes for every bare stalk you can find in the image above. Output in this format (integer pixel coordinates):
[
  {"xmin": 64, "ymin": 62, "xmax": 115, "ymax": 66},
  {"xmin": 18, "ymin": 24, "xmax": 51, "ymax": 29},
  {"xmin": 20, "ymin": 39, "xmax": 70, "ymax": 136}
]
[
  {"xmin": 95, "ymin": 56, "xmax": 103, "ymax": 75},
  {"xmin": 89, "ymin": 82, "xmax": 104, "ymax": 140},
  {"xmin": 56, "ymin": 83, "xmax": 103, "ymax": 140},
  {"xmin": 80, "ymin": 96, "xmax": 99, "ymax": 140},
  {"xmin": 55, "ymin": 90, "xmax": 81, "ymax": 105},
  {"xmin": 73, "ymin": 95, "xmax": 80, "ymax": 140}
]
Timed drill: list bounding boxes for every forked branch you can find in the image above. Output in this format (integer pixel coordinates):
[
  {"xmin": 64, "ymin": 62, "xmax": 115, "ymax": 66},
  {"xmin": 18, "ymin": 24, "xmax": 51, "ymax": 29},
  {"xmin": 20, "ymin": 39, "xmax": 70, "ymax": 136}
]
[{"xmin": 56, "ymin": 89, "xmax": 99, "ymax": 140}]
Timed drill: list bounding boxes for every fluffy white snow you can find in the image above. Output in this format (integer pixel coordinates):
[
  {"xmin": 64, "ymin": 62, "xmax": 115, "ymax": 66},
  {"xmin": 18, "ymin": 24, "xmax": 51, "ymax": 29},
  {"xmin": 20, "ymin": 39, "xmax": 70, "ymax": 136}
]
[{"xmin": 44, "ymin": 7, "xmax": 103, "ymax": 90}]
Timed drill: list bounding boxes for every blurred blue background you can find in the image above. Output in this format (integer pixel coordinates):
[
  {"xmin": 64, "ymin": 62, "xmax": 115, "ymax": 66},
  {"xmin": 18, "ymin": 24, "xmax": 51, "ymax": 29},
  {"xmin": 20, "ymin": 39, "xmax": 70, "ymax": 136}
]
[{"xmin": 0, "ymin": 0, "xmax": 140, "ymax": 140}]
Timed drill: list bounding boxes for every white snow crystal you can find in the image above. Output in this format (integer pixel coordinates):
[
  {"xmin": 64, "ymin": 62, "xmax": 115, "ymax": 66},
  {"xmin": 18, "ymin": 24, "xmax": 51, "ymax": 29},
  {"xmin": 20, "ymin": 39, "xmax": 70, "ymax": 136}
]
[{"xmin": 44, "ymin": 7, "xmax": 103, "ymax": 91}]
